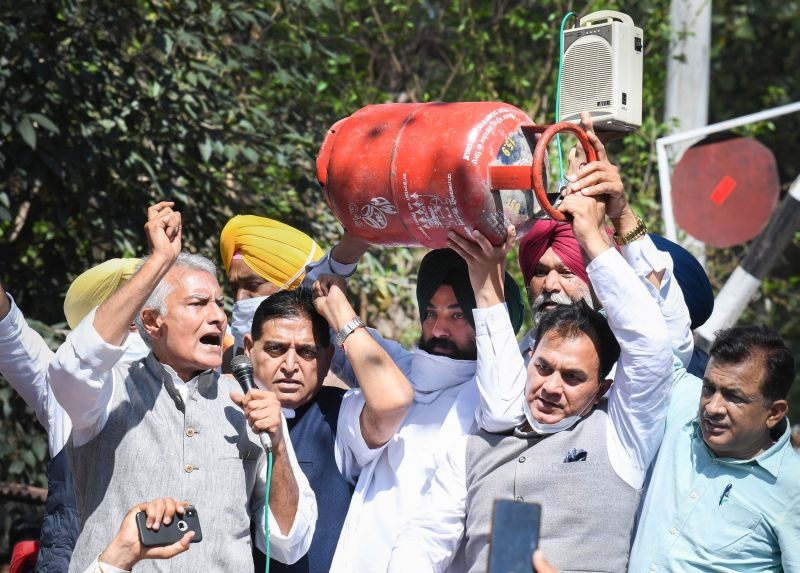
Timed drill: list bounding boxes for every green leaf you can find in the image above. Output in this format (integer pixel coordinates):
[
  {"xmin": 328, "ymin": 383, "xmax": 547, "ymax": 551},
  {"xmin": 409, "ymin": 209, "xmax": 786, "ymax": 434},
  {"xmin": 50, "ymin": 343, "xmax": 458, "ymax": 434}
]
[
  {"xmin": 28, "ymin": 113, "xmax": 60, "ymax": 134},
  {"xmin": 241, "ymin": 147, "xmax": 259, "ymax": 164},
  {"xmin": 32, "ymin": 436, "xmax": 47, "ymax": 461},
  {"xmin": 16, "ymin": 116, "xmax": 36, "ymax": 149},
  {"xmin": 199, "ymin": 139, "xmax": 212, "ymax": 162},
  {"xmin": 8, "ymin": 459, "xmax": 24, "ymax": 474}
]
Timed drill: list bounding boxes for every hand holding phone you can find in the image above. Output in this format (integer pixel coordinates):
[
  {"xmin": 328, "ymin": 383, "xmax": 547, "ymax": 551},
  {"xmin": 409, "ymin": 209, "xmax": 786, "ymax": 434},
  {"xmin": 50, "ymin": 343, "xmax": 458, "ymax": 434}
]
[
  {"xmin": 136, "ymin": 505, "xmax": 203, "ymax": 546},
  {"xmin": 99, "ymin": 498, "xmax": 197, "ymax": 570},
  {"xmin": 488, "ymin": 499, "xmax": 541, "ymax": 573}
]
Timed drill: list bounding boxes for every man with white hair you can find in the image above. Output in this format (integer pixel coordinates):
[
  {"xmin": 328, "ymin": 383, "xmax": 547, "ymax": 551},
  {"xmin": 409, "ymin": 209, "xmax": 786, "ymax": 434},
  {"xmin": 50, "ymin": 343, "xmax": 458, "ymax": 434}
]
[
  {"xmin": 0, "ymin": 258, "xmax": 148, "ymax": 571},
  {"xmin": 48, "ymin": 202, "xmax": 316, "ymax": 572}
]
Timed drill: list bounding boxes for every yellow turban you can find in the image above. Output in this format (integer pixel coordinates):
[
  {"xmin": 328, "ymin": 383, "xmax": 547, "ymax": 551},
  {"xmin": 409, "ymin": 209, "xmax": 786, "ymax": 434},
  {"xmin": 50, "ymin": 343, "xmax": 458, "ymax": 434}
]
[
  {"xmin": 219, "ymin": 215, "xmax": 322, "ymax": 289},
  {"xmin": 64, "ymin": 258, "xmax": 142, "ymax": 329}
]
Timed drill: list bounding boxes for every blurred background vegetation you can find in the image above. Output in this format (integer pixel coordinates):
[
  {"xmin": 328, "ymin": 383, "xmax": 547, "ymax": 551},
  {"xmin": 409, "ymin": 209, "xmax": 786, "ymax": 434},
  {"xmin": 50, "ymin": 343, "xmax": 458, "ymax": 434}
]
[{"xmin": 1, "ymin": 0, "xmax": 798, "ymax": 489}]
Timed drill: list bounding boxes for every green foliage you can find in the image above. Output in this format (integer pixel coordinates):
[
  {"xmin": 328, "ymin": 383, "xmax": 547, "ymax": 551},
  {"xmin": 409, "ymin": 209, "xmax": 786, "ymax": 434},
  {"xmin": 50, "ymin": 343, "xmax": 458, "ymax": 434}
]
[{"xmin": 1, "ymin": 0, "xmax": 800, "ymax": 487}]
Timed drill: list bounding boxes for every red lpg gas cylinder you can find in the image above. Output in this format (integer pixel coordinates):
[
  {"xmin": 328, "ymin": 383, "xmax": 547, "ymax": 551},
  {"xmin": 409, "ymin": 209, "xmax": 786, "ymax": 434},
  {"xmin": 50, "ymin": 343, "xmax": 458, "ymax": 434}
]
[{"xmin": 317, "ymin": 102, "xmax": 585, "ymax": 248}]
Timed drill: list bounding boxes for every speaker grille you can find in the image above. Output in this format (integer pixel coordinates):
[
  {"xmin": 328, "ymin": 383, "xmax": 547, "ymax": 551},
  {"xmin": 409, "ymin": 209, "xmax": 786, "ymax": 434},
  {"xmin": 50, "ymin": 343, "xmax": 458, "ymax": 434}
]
[{"xmin": 560, "ymin": 38, "xmax": 614, "ymax": 118}]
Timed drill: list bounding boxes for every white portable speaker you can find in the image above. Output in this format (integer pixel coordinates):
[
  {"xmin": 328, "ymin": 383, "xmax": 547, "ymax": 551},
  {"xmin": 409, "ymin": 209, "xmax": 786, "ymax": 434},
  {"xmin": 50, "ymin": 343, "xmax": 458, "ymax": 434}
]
[{"xmin": 559, "ymin": 10, "xmax": 643, "ymax": 132}]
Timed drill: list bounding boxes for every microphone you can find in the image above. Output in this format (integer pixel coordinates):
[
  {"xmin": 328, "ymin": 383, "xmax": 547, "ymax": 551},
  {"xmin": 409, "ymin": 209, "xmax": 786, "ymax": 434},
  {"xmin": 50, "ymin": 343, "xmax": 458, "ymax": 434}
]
[{"xmin": 231, "ymin": 355, "xmax": 272, "ymax": 452}]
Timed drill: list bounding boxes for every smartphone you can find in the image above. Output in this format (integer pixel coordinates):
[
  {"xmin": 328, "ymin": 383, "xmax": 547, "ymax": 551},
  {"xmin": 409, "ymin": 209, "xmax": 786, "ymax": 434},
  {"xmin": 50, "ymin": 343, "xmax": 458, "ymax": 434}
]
[
  {"xmin": 136, "ymin": 506, "xmax": 203, "ymax": 546},
  {"xmin": 487, "ymin": 499, "xmax": 541, "ymax": 573}
]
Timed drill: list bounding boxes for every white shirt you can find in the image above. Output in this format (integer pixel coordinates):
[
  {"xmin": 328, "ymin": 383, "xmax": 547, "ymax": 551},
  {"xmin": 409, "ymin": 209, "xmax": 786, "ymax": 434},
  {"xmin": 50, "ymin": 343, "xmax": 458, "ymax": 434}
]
[
  {"xmin": 329, "ymin": 330, "xmax": 479, "ymax": 573},
  {"xmin": 0, "ymin": 293, "xmax": 70, "ymax": 456},
  {"xmin": 48, "ymin": 309, "xmax": 316, "ymax": 564},
  {"xmin": 388, "ymin": 248, "xmax": 675, "ymax": 571},
  {"xmin": 84, "ymin": 559, "xmax": 128, "ymax": 573},
  {"xmin": 480, "ymin": 235, "xmax": 693, "ymax": 433}
]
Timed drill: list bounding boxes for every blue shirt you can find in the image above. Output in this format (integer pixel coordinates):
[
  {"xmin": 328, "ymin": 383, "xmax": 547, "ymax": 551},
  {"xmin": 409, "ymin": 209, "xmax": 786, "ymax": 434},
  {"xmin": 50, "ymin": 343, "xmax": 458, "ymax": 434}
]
[{"xmin": 630, "ymin": 359, "xmax": 800, "ymax": 572}]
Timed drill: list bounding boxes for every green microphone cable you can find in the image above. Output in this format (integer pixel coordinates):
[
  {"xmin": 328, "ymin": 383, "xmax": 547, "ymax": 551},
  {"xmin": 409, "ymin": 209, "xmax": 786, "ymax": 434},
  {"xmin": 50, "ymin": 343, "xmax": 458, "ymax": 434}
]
[
  {"xmin": 264, "ymin": 450, "xmax": 272, "ymax": 573},
  {"xmin": 555, "ymin": 11, "xmax": 577, "ymax": 189},
  {"xmin": 264, "ymin": 449, "xmax": 273, "ymax": 573}
]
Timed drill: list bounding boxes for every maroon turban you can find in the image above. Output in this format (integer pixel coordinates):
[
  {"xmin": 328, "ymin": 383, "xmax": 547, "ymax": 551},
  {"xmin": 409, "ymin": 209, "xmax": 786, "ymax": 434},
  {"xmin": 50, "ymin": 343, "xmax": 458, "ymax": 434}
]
[{"xmin": 518, "ymin": 220, "xmax": 590, "ymax": 287}]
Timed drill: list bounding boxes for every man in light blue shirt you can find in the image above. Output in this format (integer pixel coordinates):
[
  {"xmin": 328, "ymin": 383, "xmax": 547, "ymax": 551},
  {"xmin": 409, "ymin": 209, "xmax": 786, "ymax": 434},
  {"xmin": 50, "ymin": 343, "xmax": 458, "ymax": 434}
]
[{"xmin": 631, "ymin": 325, "xmax": 800, "ymax": 572}]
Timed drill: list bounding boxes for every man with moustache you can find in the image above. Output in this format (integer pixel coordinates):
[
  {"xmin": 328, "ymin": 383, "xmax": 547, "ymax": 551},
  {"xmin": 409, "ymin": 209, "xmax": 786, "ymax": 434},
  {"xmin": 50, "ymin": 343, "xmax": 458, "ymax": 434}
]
[
  {"xmin": 219, "ymin": 214, "xmax": 324, "ymax": 359},
  {"xmin": 48, "ymin": 202, "xmax": 316, "ymax": 572},
  {"xmin": 313, "ymin": 246, "xmax": 524, "ymax": 573},
  {"xmin": 243, "ymin": 288, "xmax": 354, "ymax": 573},
  {"xmin": 476, "ymin": 118, "xmax": 710, "ymax": 433},
  {"xmin": 630, "ymin": 325, "xmax": 799, "ymax": 571},
  {"xmin": 389, "ymin": 188, "xmax": 674, "ymax": 572}
]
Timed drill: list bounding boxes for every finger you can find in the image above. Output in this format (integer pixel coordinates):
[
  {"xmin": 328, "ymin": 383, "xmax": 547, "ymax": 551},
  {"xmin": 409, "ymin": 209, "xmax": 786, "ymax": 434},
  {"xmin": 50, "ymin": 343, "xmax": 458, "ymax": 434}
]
[
  {"xmin": 570, "ymin": 170, "xmax": 608, "ymax": 193},
  {"xmin": 246, "ymin": 401, "xmax": 280, "ymax": 420},
  {"xmin": 503, "ymin": 224, "xmax": 517, "ymax": 251},
  {"xmin": 580, "ymin": 182, "xmax": 622, "ymax": 198},
  {"xmin": 580, "ymin": 111, "xmax": 595, "ymax": 134},
  {"xmin": 146, "ymin": 498, "xmax": 166, "ymax": 530},
  {"xmin": 587, "ymin": 130, "xmax": 607, "ymax": 162},
  {"xmin": 162, "ymin": 497, "xmax": 177, "ymax": 525},
  {"xmin": 248, "ymin": 408, "xmax": 280, "ymax": 432},
  {"xmin": 446, "ymin": 239, "xmax": 470, "ymax": 261},
  {"xmin": 229, "ymin": 391, "xmax": 246, "ymax": 407},
  {"xmin": 147, "ymin": 201, "xmax": 175, "ymax": 219},
  {"xmin": 567, "ymin": 160, "xmax": 604, "ymax": 183},
  {"xmin": 446, "ymin": 231, "xmax": 481, "ymax": 259},
  {"xmin": 147, "ymin": 531, "xmax": 195, "ymax": 560},
  {"xmin": 469, "ymin": 229, "xmax": 496, "ymax": 256},
  {"xmin": 244, "ymin": 399, "xmax": 280, "ymax": 418},
  {"xmin": 165, "ymin": 212, "xmax": 182, "ymax": 240}
]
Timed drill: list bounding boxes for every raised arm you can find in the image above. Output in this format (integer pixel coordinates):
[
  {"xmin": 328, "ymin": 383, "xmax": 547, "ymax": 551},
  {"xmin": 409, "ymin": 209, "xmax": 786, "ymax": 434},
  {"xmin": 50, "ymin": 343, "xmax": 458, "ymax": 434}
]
[
  {"xmin": 312, "ymin": 274, "xmax": 414, "ymax": 449},
  {"xmin": 446, "ymin": 225, "xmax": 529, "ymax": 431},
  {"xmin": 559, "ymin": 192, "xmax": 673, "ymax": 486},
  {"xmin": 0, "ymin": 284, "xmax": 55, "ymax": 429},
  {"xmin": 94, "ymin": 202, "xmax": 181, "ymax": 346},
  {"xmin": 568, "ymin": 112, "xmax": 693, "ymax": 364},
  {"xmin": 302, "ymin": 230, "xmax": 369, "ymax": 287},
  {"xmin": 49, "ymin": 202, "xmax": 182, "ymax": 438}
]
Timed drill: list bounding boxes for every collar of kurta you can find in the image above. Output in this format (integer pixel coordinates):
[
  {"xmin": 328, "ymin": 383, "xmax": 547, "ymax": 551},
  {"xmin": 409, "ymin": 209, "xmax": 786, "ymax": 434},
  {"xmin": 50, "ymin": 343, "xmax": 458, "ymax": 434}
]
[
  {"xmin": 408, "ymin": 348, "xmax": 475, "ymax": 403},
  {"xmin": 144, "ymin": 353, "xmax": 217, "ymax": 412},
  {"xmin": 687, "ymin": 416, "xmax": 790, "ymax": 479}
]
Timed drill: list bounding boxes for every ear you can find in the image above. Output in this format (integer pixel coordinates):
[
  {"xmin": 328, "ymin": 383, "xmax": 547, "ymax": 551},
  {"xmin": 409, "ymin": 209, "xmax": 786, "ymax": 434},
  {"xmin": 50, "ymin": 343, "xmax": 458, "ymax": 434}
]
[
  {"xmin": 317, "ymin": 344, "xmax": 334, "ymax": 383},
  {"xmin": 595, "ymin": 377, "xmax": 613, "ymax": 403},
  {"xmin": 140, "ymin": 308, "xmax": 163, "ymax": 340},
  {"xmin": 243, "ymin": 333, "xmax": 254, "ymax": 357},
  {"xmin": 766, "ymin": 399, "xmax": 788, "ymax": 429}
]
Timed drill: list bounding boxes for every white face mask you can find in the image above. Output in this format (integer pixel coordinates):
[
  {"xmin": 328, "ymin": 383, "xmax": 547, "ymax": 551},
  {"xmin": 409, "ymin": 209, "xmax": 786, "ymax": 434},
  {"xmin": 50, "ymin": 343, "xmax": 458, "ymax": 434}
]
[
  {"xmin": 523, "ymin": 391, "xmax": 597, "ymax": 435},
  {"xmin": 122, "ymin": 331, "xmax": 150, "ymax": 363},
  {"xmin": 230, "ymin": 295, "xmax": 270, "ymax": 353}
]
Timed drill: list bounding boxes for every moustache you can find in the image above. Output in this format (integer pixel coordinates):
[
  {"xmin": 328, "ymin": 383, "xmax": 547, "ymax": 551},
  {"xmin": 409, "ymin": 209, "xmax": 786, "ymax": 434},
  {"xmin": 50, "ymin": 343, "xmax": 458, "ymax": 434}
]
[
  {"xmin": 425, "ymin": 338, "xmax": 458, "ymax": 352},
  {"xmin": 702, "ymin": 412, "xmax": 729, "ymax": 427},
  {"xmin": 533, "ymin": 291, "xmax": 575, "ymax": 310}
]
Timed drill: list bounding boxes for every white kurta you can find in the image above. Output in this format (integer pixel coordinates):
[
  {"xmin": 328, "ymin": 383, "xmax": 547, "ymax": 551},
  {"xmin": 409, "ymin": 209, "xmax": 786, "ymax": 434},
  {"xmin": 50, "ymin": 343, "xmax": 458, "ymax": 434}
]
[
  {"xmin": 477, "ymin": 235, "xmax": 693, "ymax": 433},
  {"xmin": 388, "ymin": 247, "xmax": 676, "ymax": 571},
  {"xmin": 329, "ymin": 331, "xmax": 479, "ymax": 573},
  {"xmin": 48, "ymin": 308, "xmax": 317, "ymax": 565}
]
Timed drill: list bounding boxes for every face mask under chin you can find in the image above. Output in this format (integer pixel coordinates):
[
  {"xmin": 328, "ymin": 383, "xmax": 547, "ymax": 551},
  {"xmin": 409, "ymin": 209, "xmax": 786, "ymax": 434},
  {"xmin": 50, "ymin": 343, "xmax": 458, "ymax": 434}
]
[
  {"xmin": 522, "ymin": 391, "xmax": 598, "ymax": 435},
  {"xmin": 230, "ymin": 295, "xmax": 271, "ymax": 353}
]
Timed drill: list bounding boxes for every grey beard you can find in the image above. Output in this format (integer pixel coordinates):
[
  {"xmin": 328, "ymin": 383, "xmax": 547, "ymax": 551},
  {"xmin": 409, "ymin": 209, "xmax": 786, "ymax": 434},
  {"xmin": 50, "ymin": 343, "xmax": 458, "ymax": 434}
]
[{"xmin": 531, "ymin": 290, "xmax": 594, "ymax": 325}]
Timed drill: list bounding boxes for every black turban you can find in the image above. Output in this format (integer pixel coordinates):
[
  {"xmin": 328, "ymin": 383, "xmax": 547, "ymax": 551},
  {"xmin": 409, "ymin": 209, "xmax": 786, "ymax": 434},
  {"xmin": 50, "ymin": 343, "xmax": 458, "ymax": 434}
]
[
  {"xmin": 650, "ymin": 234, "xmax": 714, "ymax": 330},
  {"xmin": 416, "ymin": 248, "xmax": 524, "ymax": 334}
]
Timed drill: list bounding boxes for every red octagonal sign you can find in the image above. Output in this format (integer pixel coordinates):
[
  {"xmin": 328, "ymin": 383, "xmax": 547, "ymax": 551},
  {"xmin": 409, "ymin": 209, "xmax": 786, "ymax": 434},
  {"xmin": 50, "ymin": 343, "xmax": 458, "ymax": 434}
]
[{"xmin": 671, "ymin": 137, "xmax": 780, "ymax": 247}]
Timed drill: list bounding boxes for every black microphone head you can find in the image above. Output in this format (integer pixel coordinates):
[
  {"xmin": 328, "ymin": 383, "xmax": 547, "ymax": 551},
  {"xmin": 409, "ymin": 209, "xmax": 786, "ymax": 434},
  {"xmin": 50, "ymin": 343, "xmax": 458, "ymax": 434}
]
[{"xmin": 230, "ymin": 354, "xmax": 255, "ymax": 394}]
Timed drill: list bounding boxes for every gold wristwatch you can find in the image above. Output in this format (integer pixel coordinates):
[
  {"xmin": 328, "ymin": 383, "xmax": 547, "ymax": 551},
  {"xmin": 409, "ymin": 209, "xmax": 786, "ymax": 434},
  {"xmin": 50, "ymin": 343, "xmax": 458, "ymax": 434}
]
[{"xmin": 613, "ymin": 215, "xmax": 647, "ymax": 245}]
